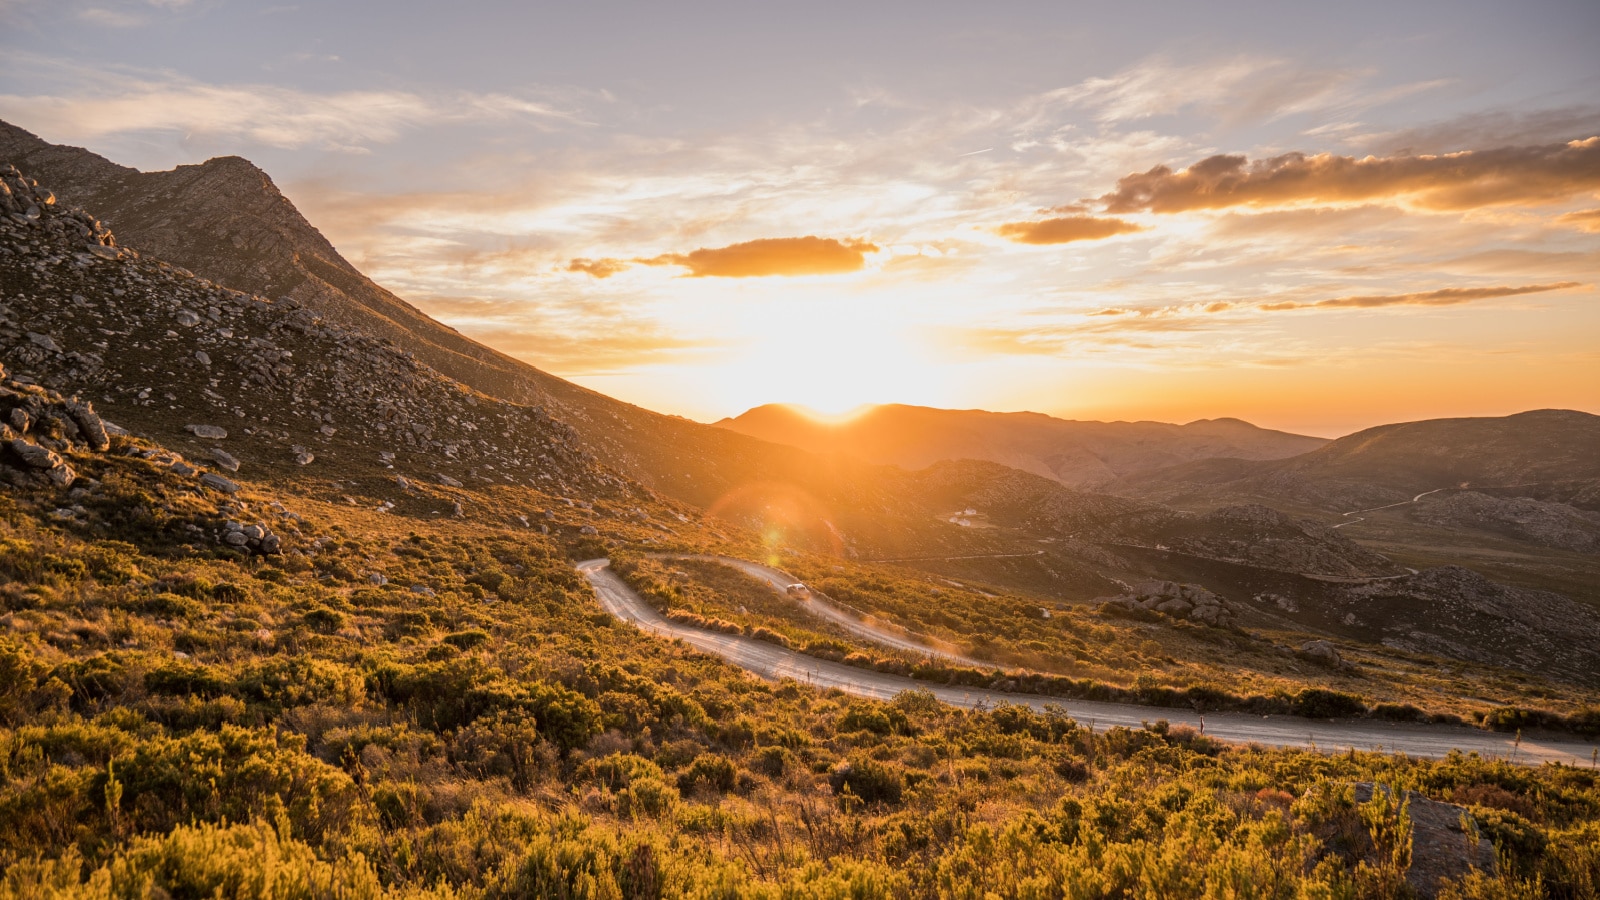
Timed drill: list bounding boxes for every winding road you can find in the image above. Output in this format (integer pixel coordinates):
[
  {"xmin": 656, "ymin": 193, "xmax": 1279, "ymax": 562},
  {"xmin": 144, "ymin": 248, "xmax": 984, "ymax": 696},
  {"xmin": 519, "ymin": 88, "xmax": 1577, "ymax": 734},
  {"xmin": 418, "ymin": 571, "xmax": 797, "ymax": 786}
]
[
  {"xmin": 657, "ymin": 554, "xmax": 987, "ymax": 666},
  {"xmin": 578, "ymin": 558, "xmax": 1598, "ymax": 766},
  {"xmin": 1332, "ymin": 488, "xmax": 1447, "ymax": 529}
]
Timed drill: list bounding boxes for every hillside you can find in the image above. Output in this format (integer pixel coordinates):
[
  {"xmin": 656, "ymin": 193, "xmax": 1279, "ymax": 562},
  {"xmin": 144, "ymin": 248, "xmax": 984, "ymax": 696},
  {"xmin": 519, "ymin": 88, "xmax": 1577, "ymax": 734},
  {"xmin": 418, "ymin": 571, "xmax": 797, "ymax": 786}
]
[
  {"xmin": 1119, "ymin": 410, "xmax": 1600, "ymax": 509},
  {"xmin": 717, "ymin": 403, "xmax": 1326, "ymax": 488},
  {"xmin": 0, "ymin": 119, "xmax": 843, "ymax": 508}
]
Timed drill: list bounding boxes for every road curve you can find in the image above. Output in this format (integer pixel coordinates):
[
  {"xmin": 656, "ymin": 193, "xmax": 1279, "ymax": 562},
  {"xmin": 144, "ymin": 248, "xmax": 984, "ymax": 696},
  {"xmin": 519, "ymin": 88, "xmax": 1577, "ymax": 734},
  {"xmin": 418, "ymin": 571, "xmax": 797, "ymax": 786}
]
[
  {"xmin": 578, "ymin": 559, "xmax": 1598, "ymax": 767},
  {"xmin": 655, "ymin": 553, "xmax": 987, "ymax": 666}
]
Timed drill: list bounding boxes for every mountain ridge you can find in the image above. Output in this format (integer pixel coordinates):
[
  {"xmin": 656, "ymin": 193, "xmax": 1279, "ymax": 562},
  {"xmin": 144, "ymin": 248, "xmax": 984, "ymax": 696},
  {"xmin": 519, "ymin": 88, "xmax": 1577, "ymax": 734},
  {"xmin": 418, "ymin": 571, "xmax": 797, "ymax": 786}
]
[{"xmin": 715, "ymin": 401, "xmax": 1328, "ymax": 488}]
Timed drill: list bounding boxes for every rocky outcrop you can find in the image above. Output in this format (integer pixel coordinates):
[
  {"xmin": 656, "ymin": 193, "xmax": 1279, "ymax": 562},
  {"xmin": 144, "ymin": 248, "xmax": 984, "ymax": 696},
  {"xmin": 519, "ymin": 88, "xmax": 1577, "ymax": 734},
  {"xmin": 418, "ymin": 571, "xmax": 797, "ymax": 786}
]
[
  {"xmin": 1096, "ymin": 580, "xmax": 1237, "ymax": 628},
  {"xmin": 1351, "ymin": 783, "xmax": 1496, "ymax": 899},
  {"xmin": 1411, "ymin": 490, "xmax": 1600, "ymax": 553},
  {"xmin": 1335, "ymin": 566, "xmax": 1600, "ymax": 685},
  {"xmin": 1153, "ymin": 504, "xmax": 1402, "ymax": 577}
]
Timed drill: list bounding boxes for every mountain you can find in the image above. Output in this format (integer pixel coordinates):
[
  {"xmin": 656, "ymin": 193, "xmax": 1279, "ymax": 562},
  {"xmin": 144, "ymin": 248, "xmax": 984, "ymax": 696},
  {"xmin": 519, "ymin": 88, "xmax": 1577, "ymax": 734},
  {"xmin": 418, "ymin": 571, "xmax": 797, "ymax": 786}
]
[
  {"xmin": 1118, "ymin": 409, "xmax": 1600, "ymax": 511},
  {"xmin": 716, "ymin": 402, "xmax": 1326, "ymax": 487},
  {"xmin": 0, "ymin": 164, "xmax": 628, "ymax": 503},
  {"xmin": 0, "ymin": 119, "xmax": 832, "ymax": 508}
]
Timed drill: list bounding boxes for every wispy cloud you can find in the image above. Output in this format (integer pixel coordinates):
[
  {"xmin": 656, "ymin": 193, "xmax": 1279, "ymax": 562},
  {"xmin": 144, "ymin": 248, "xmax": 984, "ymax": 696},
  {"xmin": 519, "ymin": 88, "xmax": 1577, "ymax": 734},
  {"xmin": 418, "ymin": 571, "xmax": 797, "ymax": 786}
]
[
  {"xmin": 1259, "ymin": 281, "xmax": 1584, "ymax": 311},
  {"xmin": 1557, "ymin": 208, "xmax": 1600, "ymax": 233},
  {"xmin": 0, "ymin": 59, "xmax": 582, "ymax": 152}
]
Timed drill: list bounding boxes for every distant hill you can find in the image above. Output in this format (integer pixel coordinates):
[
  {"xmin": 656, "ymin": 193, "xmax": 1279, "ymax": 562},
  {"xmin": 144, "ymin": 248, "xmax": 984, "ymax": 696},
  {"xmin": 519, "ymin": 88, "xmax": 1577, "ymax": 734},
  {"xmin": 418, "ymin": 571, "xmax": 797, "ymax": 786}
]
[
  {"xmin": 716, "ymin": 403, "xmax": 1326, "ymax": 488},
  {"xmin": 1119, "ymin": 410, "xmax": 1600, "ymax": 506}
]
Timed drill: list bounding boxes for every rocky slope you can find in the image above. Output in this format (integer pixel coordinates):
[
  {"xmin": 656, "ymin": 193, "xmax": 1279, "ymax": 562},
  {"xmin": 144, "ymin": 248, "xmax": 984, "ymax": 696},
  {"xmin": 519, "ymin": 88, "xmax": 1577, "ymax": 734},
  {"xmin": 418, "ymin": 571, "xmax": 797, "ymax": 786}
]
[
  {"xmin": 718, "ymin": 403, "xmax": 1326, "ymax": 488},
  {"xmin": 0, "ymin": 120, "xmax": 849, "ymax": 508},
  {"xmin": 0, "ymin": 165, "xmax": 627, "ymax": 501},
  {"xmin": 1409, "ymin": 490, "xmax": 1600, "ymax": 553}
]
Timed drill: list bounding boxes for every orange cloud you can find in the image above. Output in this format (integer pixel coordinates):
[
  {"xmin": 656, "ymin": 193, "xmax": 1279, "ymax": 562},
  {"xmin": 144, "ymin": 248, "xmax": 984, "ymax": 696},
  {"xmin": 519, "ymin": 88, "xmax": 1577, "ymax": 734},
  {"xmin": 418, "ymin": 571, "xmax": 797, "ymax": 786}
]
[
  {"xmin": 1557, "ymin": 208, "xmax": 1600, "ymax": 233},
  {"xmin": 567, "ymin": 257, "xmax": 630, "ymax": 278},
  {"xmin": 1259, "ymin": 281, "xmax": 1582, "ymax": 311},
  {"xmin": 995, "ymin": 215, "xmax": 1143, "ymax": 245},
  {"xmin": 646, "ymin": 235, "xmax": 878, "ymax": 277},
  {"xmin": 567, "ymin": 236, "xmax": 878, "ymax": 278},
  {"xmin": 1102, "ymin": 137, "xmax": 1600, "ymax": 213}
]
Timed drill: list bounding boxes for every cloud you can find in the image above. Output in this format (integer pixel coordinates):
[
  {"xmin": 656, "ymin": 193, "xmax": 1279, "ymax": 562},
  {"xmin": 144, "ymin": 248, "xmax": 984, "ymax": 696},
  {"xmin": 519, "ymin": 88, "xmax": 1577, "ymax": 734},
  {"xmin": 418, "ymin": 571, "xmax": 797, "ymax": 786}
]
[
  {"xmin": 1557, "ymin": 208, "xmax": 1600, "ymax": 233},
  {"xmin": 1042, "ymin": 55, "xmax": 1449, "ymax": 130},
  {"xmin": 0, "ymin": 62, "xmax": 580, "ymax": 152},
  {"xmin": 77, "ymin": 7, "xmax": 144, "ymax": 26},
  {"xmin": 651, "ymin": 236, "xmax": 879, "ymax": 278},
  {"xmin": 567, "ymin": 257, "xmax": 630, "ymax": 279},
  {"xmin": 995, "ymin": 215, "xmax": 1143, "ymax": 245},
  {"xmin": 1102, "ymin": 138, "xmax": 1600, "ymax": 213},
  {"xmin": 570, "ymin": 236, "xmax": 879, "ymax": 279},
  {"xmin": 1258, "ymin": 282, "xmax": 1583, "ymax": 311}
]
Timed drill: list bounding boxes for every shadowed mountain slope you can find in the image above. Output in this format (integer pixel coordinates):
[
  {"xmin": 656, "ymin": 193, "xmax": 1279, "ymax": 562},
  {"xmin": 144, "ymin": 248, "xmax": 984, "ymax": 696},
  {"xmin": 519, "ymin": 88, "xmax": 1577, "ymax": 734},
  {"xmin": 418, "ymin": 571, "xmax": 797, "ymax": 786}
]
[
  {"xmin": 716, "ymin": 402, "xmax": 1326, "ymax": 488},
  {"xmin": 1120, "ymin": 410, "xmax": 1600, "ymax": 514}
]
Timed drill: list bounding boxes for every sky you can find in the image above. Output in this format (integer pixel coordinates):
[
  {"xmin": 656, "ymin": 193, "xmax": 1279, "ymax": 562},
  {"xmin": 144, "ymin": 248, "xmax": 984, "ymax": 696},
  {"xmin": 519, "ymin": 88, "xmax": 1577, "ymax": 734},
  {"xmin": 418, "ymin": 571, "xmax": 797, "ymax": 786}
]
[{"xmin": 1, "ymin": 0, "xmax": 1597, "ymax": 436}]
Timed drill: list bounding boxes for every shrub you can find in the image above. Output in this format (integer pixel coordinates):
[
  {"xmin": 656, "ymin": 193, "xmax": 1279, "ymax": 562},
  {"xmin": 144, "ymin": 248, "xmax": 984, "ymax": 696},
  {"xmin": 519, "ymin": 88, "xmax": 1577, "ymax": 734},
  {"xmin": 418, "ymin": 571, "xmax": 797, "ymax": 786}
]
[
  {"xmin": 301, "ymin": 607, "xmax": 346, "ymax": 633},
  {"xmin": 829, "ymin": 757, "xmax": 904, "ymax": 806},
  {"xmin": 677, "ymin": 754, "xmax": 737, "ymax": 795},
  {"xmin": 1292, "ymin": 688, "xmax": 1367, "ymax": 719},
  {"xmin": 443, "ymin": 629, "xmax": 491, "ymax": 651}
]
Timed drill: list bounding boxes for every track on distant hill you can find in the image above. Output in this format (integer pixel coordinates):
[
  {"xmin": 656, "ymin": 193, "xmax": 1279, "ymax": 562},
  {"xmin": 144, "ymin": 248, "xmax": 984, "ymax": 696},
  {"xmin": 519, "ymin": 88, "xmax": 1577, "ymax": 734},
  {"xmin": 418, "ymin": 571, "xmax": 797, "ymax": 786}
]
[
  {"xmin": 577, "ymin": 559, "xmax": 1597, "ymax": 766},
  {"xmin": 649, "ymin": 553, "xmax": 987, "ymax": 666}
]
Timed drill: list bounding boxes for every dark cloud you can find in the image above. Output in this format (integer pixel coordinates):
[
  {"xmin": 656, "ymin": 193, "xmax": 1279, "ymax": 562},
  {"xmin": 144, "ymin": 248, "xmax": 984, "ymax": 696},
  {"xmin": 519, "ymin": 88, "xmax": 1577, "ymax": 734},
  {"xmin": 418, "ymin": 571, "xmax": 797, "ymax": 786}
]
[
  {"xmin": 996, "ymin": 215, "xmax": 1143, "ymax": 245},
  {"xmin": 567, "ymin": 257, "xmax": 630, "ymax": 278},
  {"xmin": 1259, "ymin": 282, "xmax": 1582, "ymax": 312},
  {"xmin": 1101, "ymin": 138, "xmax": 1600, "ymax": 213},
  {"xmin": 647, "ymin": 235, "xmax": 878, "ymax": 277}
]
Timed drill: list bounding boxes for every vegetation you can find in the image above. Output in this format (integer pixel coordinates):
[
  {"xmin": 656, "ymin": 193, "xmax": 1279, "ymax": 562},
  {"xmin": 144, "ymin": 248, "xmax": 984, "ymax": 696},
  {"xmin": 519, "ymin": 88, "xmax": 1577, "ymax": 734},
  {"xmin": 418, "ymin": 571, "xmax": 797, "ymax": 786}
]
[{"xmin": 1, "ymin": 453, "xmax": 1599, "ymax": 899}]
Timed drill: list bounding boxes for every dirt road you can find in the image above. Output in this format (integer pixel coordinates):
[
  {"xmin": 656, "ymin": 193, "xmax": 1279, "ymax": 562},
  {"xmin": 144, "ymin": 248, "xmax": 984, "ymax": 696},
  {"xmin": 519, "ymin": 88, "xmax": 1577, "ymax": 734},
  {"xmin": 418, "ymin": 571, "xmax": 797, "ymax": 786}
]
[{"xmin": 578, "ymin": 558, "xmax": 1597, "ymax": 766}]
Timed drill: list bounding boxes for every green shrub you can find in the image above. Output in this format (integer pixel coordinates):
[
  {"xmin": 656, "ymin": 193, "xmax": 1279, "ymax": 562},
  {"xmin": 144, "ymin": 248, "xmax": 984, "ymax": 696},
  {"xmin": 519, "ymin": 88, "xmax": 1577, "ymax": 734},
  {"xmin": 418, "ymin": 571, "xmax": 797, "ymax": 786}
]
[{"xmin": 830, "ymin": 757, "xmax": 904, "ymax": 806}]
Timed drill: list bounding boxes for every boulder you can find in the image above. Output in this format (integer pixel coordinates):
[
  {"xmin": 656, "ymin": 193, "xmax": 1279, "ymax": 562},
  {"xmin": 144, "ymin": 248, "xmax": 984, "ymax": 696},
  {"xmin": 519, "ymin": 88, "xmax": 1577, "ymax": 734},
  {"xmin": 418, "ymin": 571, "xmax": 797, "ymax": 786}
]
[
  {"xmin": 1298, "ymin": 640, "xmax": 1343, "ymax": 666},
  {"xmin": 8, "ymin": 439, "xmax": 58, "ymax": 469},
  {"xmin": 186, "ymin": 424, "xmax": 228, "ymax": 439},
  {"xmin": 67, "ymin": 402, "xmax": 110, "ymax": 452},
  {"xmin": 199, "ymin": 472, "xmax": 241, "ymax": 494},
  {"xmin": 209, "ymin": 448, "xmax": 241, "ymax": 472}
]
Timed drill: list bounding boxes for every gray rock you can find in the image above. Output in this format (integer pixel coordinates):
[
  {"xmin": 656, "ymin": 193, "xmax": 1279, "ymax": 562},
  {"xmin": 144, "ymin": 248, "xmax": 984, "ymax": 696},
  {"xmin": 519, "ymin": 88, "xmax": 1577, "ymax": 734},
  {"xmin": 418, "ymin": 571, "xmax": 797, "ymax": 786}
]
[
  {"xmin": 25, "ymin": 332, "xmax": 60, "ymax": 353},
  {"xmin": 8, "ymin": 408, "xmax": 28, "ymax": 432},
  {"xmin": 369, "ymin": 573, "xmax": 388, "ymax": 586},
  {"xmin": 1298, "ymin": 640, "xmax": 1343, "ymax": 666},
  {"xmin": 224, "ymin": 531, "xmax": 250, "ymax": 546},
  {"xmin": 209, "ymin": 448, "xmax": 240, "ymax": 472},
  {"xmin": 175, "ymin": 309, "xmax": 201, "ymax": 327},
  {"xmin": 67, "ymin": 402, "xmax": 110, "ymax": 452},
  {"xmin": 194, "ymin": 350, "xmax": 211, "ymax": 366},
  {"xmin": 199, "ymin": 472, "xmax": 241, "ymax": 493},
  {"xmin": 186, "ymin": 424, "xmax": 228, "ymax": 439},
  {"xmin": 579, "ymin": 524, "xmax": 599, "ymax": 535},
  {"xmin": 294, "ymin": 450, "xmax": 315, "ymax": 466},
  {"xmin": 8, "ymin": 439, "xmax": 60, "ymax": 469},
  {"xmin": 437, "ymin": 473, "xmax": 463, "ymax": 487}
]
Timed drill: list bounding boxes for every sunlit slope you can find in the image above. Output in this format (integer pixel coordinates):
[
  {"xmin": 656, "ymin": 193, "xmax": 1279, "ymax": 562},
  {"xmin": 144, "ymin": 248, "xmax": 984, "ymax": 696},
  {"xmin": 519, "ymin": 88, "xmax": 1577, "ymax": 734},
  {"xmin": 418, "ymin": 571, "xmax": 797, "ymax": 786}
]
[{"xmin": 717, "ymin": 402, "xmax": 1326, "ymax": 488}]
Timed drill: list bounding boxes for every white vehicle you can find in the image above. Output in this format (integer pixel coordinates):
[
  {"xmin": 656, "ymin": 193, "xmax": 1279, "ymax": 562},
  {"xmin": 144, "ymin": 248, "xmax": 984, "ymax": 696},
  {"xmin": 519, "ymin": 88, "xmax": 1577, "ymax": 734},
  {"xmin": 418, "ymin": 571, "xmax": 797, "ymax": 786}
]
[{"xmin": 785, "ymin": 583, "xmax": 811, "ymax": 601}]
